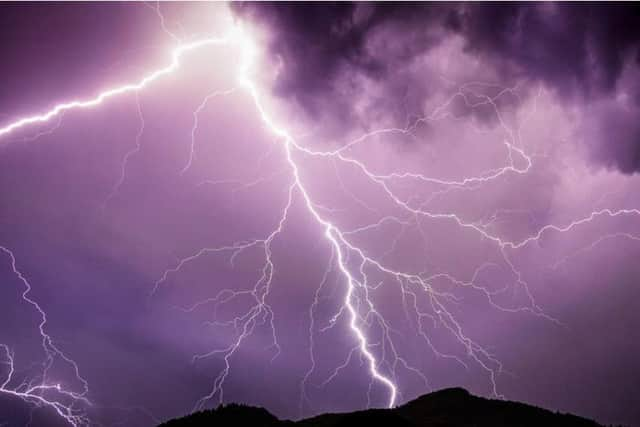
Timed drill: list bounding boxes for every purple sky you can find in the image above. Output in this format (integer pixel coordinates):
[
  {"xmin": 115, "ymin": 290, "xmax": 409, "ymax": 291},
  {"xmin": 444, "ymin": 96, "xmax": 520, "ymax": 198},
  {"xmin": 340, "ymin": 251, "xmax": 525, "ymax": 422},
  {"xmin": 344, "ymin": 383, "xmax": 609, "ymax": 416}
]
[{"xmin": 1, "ymin": 3, "xmax": 640, "ymax": 426}]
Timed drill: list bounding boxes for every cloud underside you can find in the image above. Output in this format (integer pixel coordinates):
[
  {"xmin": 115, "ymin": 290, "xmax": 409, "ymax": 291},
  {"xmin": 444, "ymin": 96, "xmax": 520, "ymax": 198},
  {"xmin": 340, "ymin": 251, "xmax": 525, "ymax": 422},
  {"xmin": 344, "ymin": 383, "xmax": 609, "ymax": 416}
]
[{"xmin": 233, "ymin": 3, "xmax": 640, "ymax": 174}]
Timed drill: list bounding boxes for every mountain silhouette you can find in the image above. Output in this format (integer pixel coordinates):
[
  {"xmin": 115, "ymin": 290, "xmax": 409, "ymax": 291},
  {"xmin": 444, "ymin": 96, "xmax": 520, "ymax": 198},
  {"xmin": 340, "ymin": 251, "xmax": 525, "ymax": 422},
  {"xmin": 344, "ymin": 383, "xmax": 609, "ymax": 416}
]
[{"xmin": 158, "ymin": 387, "xmax": 604, "ymax": 427}]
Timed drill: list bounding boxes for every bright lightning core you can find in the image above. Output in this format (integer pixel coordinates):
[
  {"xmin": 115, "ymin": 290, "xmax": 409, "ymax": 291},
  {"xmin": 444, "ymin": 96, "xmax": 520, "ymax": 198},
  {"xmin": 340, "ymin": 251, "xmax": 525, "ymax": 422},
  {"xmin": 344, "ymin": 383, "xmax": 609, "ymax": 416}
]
[{"xmin": 1, "ymin": 5, "xmax": 639, "ymax": 427}]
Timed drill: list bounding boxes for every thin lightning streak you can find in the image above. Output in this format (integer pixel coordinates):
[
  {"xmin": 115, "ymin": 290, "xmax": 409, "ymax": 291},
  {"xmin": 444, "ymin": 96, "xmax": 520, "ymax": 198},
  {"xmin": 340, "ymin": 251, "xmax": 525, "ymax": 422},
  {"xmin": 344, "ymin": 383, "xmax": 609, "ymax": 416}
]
[
  {"xmin": 319, "ymin": 345, "xmax": 360, "ymax": 388},
  {"xmin": 144, "ymin": 1, "xmax": 182, "ymax": 43},
  {"xmin": 299, "ymin": 247, "xmax": 335, "ymax": 416},
  {"xmin": 0, "ymin": 246, "xmax": 90, "ymax": 427},
  {"xmin": 551, "ymin": 232, "xmax": 640, "ymax": 270},
  {"xmin": 18, "ymin": 112, "xmax": 66, "ymax": 144},
  {"xmin": 103, "ymin": 92, "xmax": 145, "ymax": 208},
  {"xmin": 180, "ymin": 87, "xmax": 237, "ymax": 175}
]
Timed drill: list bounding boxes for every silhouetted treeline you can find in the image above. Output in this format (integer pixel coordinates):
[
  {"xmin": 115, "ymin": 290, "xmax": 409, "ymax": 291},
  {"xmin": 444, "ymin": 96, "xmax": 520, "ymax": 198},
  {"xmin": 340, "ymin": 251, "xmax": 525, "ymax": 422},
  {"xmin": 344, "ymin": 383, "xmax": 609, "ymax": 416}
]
[{"xmin": 159, "ymin": 387, "xmax": 605, "ymax": 427}]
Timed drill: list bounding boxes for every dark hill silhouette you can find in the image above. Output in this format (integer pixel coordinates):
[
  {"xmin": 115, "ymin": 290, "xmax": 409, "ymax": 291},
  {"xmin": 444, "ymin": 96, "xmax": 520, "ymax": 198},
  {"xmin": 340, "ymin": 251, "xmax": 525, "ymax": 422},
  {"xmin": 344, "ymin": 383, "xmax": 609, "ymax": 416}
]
[{"xmin": 158, "ymin": 387, "xmax": 603, "ymax": 427}]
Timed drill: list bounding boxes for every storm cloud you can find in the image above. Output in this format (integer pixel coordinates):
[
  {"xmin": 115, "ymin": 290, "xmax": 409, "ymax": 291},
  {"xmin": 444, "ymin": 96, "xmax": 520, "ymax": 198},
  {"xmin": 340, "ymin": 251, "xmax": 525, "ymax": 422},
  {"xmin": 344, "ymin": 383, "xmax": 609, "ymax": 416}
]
[{"xmin": 233, "ymin": 2, "xmax": 640, "ymax": 173}]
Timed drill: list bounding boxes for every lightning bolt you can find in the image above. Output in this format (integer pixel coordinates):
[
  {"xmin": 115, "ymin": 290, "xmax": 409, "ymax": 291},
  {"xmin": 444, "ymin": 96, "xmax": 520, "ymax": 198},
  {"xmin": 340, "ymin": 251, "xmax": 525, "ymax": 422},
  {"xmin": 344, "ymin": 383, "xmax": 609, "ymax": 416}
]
[
  {"xmin": 103, "ymin": 92, "xmax": 146, "ymax": 208},
  {"xmin": 180, "ymin": 87, "xmax": 237, "ymax": 175},
  {"xmin": 0, "ymin": 246, "xmax": 90, "ymax": 427},
  {"xmin": 0, "ymin": 35, "xmax": 232, "ymax": 138},
  {"xmin": 233, "ymin": 35, "xmax": 399, "ymax": 407},
  {"xmin": 1, "ymin": 9, "xmax": 639, "ymax": 426}
]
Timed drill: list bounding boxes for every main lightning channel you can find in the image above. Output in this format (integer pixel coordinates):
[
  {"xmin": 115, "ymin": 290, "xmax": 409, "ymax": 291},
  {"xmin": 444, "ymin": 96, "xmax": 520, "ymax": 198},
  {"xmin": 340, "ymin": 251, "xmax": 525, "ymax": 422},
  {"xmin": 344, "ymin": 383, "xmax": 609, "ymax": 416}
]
[{"xmin": 233, "ymin": 29, "xmax": 399, "ymax": 408}]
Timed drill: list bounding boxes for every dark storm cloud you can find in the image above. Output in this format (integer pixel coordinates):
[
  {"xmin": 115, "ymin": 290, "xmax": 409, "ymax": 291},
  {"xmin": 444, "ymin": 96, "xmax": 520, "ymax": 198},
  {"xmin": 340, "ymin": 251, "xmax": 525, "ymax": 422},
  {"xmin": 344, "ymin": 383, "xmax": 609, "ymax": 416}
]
[
  {"xmin": 456, "ymin": 4, "xmax": 640, "ymax": 97},
  {"xmin": 231, "ymin": 3, "xmax": 455, "ymax": 118},
  {"xmin": 583, "ymin": 100, "xmax": 640, "ymax": 175},
  {"xmin": 233, "ymin": 2, "xmax": 640, "ymax": 173}
]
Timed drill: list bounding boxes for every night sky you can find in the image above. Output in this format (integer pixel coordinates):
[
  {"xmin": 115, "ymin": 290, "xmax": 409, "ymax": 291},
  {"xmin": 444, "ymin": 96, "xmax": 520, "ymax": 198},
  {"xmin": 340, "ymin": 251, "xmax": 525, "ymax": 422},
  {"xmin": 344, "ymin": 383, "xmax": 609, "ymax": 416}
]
[{"xmin": 1, "ymin": 2, "xmax": 640, "ymax": 426}]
